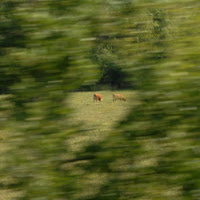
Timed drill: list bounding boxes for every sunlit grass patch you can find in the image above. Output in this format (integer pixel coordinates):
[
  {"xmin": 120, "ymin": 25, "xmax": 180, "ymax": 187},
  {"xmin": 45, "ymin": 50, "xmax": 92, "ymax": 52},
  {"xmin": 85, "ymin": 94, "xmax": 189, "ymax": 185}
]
[
  {"xmin": 68, "ymin": 91, "xmax": 135, "ymax": 131},
  {"xmin": 66, "ymin": 91, "xmax": 136, "ymax": 164}
]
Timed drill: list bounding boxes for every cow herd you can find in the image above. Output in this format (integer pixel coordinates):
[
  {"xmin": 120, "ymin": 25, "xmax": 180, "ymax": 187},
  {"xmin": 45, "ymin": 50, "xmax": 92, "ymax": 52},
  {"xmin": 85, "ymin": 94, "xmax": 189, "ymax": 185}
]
[{"xmin": 93, "ymin": 93, "xmax": 126, "ymax": 102}]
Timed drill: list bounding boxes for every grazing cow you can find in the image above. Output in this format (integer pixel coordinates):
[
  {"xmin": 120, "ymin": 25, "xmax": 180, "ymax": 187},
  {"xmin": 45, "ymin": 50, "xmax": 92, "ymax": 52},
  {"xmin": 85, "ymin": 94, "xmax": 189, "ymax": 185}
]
[
  {"xmin": 93, "ymin": 93, "xmax": 103, "ymax": 102},
  {"xmin": 113, "ymin": 94, "xmax": 126, "ymax": 102}
]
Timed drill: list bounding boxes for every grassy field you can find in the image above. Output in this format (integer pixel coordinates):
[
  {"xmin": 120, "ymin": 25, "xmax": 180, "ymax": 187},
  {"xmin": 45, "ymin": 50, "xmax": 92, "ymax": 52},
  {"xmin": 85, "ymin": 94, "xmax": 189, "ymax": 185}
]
[
  {"xmin": 67, "ymin": 91, "xmax": 136, "ymax": 151},
  {"xmin": 68, "ymin": 91, "xmax": 135, "ymax": 131},
  {"xmin": 0, "ymin": 91, "xmax": 136, "ymax": 199}
]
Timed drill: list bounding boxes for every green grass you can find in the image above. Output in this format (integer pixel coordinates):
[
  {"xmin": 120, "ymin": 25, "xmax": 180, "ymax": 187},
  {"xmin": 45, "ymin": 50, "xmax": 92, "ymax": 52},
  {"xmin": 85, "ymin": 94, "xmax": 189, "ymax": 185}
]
[
  {"xmin": 66, "ymin": 91, "xmax": 136, "ymax": 154},
  {"xmin": 68, "ymin": 91, "xmax": 135, "ymax": 131}
]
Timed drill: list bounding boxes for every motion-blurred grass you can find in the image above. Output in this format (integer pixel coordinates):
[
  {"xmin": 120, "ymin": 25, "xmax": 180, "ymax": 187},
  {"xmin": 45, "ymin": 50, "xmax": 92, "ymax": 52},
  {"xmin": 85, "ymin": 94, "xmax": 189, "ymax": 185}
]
[{"xmin": 0, "ymin": 91, "xmax": 136, "ymax": 200}]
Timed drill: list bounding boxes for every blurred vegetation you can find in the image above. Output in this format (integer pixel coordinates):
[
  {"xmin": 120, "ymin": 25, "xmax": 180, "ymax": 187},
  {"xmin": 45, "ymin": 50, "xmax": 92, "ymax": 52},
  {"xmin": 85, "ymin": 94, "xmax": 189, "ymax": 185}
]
[{"xmin": 1, "ymin": 0, "xmax": 200, "ymax": 200}]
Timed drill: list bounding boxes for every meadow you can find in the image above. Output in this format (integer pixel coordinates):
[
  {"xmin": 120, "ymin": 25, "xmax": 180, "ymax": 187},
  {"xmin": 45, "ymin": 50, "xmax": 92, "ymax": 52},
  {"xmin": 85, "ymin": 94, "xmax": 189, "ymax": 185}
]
[
  {"xmin": 67, "ymin": 91, "xmax": 136, "ymax": 154},
  {"xmin": 68, "ymin": 91, "xmax": 135, "ymax": 132}
]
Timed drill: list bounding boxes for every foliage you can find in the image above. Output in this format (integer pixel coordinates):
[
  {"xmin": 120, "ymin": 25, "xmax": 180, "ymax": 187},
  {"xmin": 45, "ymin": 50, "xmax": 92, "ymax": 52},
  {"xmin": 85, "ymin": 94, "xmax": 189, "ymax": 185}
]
[
  {"xmin": 84, "ymin": 1, "xmax": 200, "ymax": 200},
  {"xmin": 1, "ymin": 0, "xmax": 200, "ymax": 200},
  {"xmin": 90, "ymin": 39, "xmax": 130, "ymax": 90},
  {"xmin": 0, "ymin": 0, "xmax": 98, "ymax": 199}
]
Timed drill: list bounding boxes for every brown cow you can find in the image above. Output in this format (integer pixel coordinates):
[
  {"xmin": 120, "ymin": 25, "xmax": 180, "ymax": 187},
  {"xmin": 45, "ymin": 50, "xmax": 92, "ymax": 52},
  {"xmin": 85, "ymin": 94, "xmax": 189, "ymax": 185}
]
[
  {"xmin": 93, "ymin": 93, "xmax": 103, "ymax": 102},
  {"xmin": 113, "ymin": 94, "xmax": 126, "ymax": 102}
]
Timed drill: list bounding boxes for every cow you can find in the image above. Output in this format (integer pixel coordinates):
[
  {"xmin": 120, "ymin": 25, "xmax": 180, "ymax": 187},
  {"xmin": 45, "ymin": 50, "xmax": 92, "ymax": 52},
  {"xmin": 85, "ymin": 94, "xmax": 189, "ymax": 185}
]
[
  {"xmin": 93, "ymin": 93, "xmax": 103, "ymax": 102},
  {"xmin": 113, "ymin": 94, "xmax": 126, "ymax": 102}
]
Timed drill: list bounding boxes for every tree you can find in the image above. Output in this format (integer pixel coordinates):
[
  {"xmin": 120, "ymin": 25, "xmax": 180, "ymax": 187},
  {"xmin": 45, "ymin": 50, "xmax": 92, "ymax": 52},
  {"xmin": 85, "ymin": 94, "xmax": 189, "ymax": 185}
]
[
  {"xmin": 0, "ymin": 1, "xmax": 26, "ymax": 94},
  {"xmin": 90, "ymin": 39, "xmax": 130, "ymax": 90}
]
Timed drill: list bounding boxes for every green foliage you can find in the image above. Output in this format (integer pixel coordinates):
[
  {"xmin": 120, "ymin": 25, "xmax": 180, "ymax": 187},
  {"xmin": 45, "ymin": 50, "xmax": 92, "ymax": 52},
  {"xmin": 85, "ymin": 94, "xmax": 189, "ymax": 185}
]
[
  {"xmin": 0, "ymin": 0, "xmax": 98, "ymax": 199},
  {"xmin": 90, "ymin": 41, "xmax": 130, "ymax": 89},
  {"xmin": 84, "ymin": 1, "xmax": 200, "ymax": 200},
  {"xmin": 1, "ymin": 0, "xmax": 200, "ymax": 200}
]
